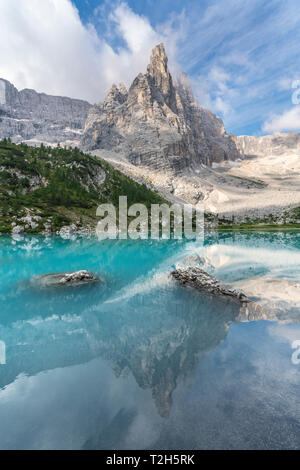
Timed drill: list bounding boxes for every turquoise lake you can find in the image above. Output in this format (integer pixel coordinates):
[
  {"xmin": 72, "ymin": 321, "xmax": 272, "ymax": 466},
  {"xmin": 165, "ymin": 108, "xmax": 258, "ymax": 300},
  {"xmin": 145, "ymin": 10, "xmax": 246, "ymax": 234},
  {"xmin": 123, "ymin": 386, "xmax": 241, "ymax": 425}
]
[{"xmin": 0, "ymin": 232, "xmax": 299, "ymax": 450}]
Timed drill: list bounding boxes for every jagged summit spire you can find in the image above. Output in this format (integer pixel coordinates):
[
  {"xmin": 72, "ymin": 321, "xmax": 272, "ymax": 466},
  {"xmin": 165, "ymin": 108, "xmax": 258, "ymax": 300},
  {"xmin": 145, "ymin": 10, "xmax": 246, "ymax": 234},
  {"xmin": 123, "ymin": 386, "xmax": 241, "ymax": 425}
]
[
  {"xmin": 148, "ymin": 43, "xmax": 168, "ymax": 68},
  {"xmin": 146, "ymin": 43, "xmax": 177, "ymax": 112},
  {"xmin": 147, "ymin": 43, "xmax": 169, "ymax": 84},
  {"xmin": 81, "ymin": 42, "xmax": 240, "ymax": 168}
]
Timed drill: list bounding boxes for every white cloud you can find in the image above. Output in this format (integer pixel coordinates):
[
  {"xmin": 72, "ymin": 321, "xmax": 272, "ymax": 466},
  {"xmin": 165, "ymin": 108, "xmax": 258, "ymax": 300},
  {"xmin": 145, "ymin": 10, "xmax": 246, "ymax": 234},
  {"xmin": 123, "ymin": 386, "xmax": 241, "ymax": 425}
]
[
  {"xmin": 263, "ymin": 106, "xmax": 300, "ymax": 133},
  {"xmin": 110, "ymin": 4, "xmax": 159, "ymax": 54},
  {"xmin": 0, "ymin": 0, "xmax": 181, "ymax": 103},
  {"xmin": 194, "ymin": 66, "xmax": 237, "ymax": 118},
  {"xmin": 214, "ymin": 97, "xmax": 232, "ymax": 116}
]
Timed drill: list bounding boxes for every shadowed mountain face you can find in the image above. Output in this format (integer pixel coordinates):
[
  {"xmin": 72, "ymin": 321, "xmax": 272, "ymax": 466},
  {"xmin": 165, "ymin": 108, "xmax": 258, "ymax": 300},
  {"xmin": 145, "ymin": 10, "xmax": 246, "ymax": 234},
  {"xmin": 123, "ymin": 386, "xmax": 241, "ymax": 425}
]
[
  {"xmin": 81, "ymin": 44, "xmax": 240, "ymax": 169},
  {"xmin": 0, "ymin": 78, "xmax": 91, "ymax": 146}
]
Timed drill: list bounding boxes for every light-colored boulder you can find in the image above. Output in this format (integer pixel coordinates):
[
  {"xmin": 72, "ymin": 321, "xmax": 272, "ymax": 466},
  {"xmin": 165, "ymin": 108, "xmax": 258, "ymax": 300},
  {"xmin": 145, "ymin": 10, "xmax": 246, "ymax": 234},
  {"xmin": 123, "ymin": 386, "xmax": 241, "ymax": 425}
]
[
  {"xmin": 12, "ymin": 225, "xmax": 24, "ymax": 234},
  {"xmin": 59, "ymin": 224, "xmax": 77, "ymax": 237}
]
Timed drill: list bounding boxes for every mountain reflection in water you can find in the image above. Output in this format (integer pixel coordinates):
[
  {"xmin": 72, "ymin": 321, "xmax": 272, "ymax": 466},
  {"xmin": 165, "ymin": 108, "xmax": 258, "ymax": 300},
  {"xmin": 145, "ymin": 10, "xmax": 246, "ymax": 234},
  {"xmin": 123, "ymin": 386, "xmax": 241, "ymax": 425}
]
[{"xmin": 0, "ymin": 233, "xmax": 299, "ymax": 450}]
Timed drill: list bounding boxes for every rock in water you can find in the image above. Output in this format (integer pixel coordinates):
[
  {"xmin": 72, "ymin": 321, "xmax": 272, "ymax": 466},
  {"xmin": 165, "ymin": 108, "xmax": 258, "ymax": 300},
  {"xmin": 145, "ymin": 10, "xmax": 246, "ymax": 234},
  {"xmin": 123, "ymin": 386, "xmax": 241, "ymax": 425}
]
[
  {"xmin": 32, "ymin": 270, "xmax": 99, "ymax": 288},
  {"xmin": 59, "ymin": 270, "xmax": 98, "ymax": 284},
  {"xmin": 171, "ymin": 267, "xmax": 249, "ymax": 302}
]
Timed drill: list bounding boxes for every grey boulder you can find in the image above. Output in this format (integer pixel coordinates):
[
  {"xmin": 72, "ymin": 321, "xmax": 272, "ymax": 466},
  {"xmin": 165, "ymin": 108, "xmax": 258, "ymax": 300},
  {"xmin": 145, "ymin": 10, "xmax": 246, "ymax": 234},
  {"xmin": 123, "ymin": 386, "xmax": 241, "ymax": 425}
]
[
  {"xmin": 171, "ymin": 267, "xmax": 249, "ymax": 302},
  {"xmin": 32, "ymin": 270, "xmax": 99, "ymax": 288}
]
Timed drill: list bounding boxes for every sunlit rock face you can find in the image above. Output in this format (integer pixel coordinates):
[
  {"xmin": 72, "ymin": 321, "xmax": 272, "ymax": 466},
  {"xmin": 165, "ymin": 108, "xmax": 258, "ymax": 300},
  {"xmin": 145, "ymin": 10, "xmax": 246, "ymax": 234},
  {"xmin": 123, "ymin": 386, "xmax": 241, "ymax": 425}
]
[
  {"xmin": 233, "ymin": 133, "xmax": 300, "ymax": 157},
  {"xmin": 81, "ymin": 44, "xmax": 240, "ymax": 169},
  {"xmin": 0, "ymin": 78, "xmax": 91, "ymax": 146}
]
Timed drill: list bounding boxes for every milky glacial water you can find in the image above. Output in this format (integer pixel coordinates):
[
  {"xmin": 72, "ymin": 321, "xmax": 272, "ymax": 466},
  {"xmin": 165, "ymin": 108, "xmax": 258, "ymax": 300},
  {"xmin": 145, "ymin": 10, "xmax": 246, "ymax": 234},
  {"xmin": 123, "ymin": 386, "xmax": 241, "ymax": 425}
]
[{"xmin": 0, "ymin": 232, "xmax": 299, "ymax": 450}]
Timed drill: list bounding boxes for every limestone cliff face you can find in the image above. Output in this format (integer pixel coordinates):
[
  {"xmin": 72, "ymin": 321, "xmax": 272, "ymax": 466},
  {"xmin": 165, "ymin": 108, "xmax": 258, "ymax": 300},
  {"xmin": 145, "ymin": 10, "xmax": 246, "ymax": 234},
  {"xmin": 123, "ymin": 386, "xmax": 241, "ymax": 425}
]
[
  {"xmin": 81, "ymin": 44, "xmax": 240, "ymax": 169},
  {"xmin": 234, "ymin": 133, "xmax": 300, "ymax": 157},
  {"xmin": 0, "ymin": 78, "xmax": 91, "ymax": 145}
]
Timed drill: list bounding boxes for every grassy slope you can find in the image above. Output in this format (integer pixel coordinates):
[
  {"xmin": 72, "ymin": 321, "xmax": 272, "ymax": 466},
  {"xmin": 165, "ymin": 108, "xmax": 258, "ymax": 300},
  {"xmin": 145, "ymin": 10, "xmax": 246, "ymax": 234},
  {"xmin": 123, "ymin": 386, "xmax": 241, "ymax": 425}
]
[{"xmin": 0, "ymin": 140, "xmax": 167, "ymax": 233}]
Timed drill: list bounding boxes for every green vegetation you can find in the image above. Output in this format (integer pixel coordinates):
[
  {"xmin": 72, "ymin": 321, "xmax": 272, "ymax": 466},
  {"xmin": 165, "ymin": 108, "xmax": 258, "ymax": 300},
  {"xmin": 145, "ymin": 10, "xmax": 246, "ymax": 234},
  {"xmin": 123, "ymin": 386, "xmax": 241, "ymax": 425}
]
[
  {"xmin": 0, "ymin": 139, "xmax": 167, "ymax": 233},
  {"xmin": 227, "ymin": 174, "xmax": 268, "ymax": 188},
  {"xmin": 205, "ymin": 208, "xmax": 300, "ymax": 231},
  {"xmin": 218, "ymin": 224, "xmax": 300, "ymax": 231},
  {"xmin": 289, "ymin": 206, "xmax": 300, "ymax": 219}
]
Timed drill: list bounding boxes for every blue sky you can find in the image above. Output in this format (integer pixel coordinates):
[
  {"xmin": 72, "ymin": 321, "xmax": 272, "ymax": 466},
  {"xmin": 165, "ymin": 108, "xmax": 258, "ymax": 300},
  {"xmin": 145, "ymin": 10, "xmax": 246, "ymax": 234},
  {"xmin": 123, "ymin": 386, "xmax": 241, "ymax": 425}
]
[{"xmin": 1, "ymin": 0, "xmax": 300, "ymax": 135}]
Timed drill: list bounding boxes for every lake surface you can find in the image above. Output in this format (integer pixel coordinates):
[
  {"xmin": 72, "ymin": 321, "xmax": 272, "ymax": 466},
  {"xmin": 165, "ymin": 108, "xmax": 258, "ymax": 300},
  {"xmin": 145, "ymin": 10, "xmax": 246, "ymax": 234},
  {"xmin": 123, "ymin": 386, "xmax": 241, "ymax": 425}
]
[{"xmin": 0, "ymin": 232, "xmax": 299, "ymax": 450}]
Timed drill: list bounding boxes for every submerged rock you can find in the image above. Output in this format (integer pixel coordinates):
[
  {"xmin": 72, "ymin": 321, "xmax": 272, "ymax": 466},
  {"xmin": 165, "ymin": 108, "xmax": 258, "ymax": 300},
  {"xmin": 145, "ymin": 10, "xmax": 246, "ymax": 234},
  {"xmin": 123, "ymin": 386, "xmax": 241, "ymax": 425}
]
[
  {"xmin": 32, "ymin": 270, "xmax": 99, "ymax": 288},
  {"xmin": 171, "ymin": 267, "xmax": 249, "ymax": 302}
]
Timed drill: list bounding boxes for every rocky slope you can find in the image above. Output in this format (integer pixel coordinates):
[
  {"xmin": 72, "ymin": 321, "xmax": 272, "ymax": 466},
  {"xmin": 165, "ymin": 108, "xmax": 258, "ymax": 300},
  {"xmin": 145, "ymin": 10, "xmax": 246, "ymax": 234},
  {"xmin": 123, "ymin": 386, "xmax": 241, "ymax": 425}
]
[
  {"xmin": 81, "ymin": 44, "xmax": 240, "ymax": 170},
  {"xmin": 0, "ymin": 78, "xmax": 91, "ymax": 146}
]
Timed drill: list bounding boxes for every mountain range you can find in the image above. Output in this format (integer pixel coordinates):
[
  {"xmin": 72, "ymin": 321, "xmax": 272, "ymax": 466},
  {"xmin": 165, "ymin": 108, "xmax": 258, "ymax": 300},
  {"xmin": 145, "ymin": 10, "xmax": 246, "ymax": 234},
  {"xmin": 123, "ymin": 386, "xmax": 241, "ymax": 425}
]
[
  {"xmin": 0, "ymin": 78, "xmax": 90, "ymax": 146},
  {"xmin": 1, "ymin": 43, "xmax": 300, "ymax": 225},
  {"xmin": 81, "ymin": 43, "xmax": 241, "ymax": 169}
]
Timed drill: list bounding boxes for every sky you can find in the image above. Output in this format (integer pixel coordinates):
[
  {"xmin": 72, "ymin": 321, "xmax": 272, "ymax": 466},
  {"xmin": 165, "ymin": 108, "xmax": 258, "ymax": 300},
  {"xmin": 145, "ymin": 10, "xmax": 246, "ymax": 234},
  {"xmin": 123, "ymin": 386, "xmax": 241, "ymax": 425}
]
[{"xmin": 0, "ymin": 0, "xmax": 300, "ymax": 136}]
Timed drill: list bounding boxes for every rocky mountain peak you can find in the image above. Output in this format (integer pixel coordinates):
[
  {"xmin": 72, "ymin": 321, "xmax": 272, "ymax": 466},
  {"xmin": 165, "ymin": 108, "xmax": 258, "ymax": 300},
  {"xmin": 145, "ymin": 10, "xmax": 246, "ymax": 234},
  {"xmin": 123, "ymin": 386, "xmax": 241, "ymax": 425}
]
[
  {"xmin": 104, "ymin": 83, "xmax": 128, "ymax": 106},
  {"xmin": 147, "ymin": 43, "xmax": 168, "ymax": 77},
  {"xmin": 146, "ymin": 43, "xmax": 177, "ymax": 113},
  {"xmin": 81, "ymin": 44, "xmax": 241, "ymax": 168}
]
